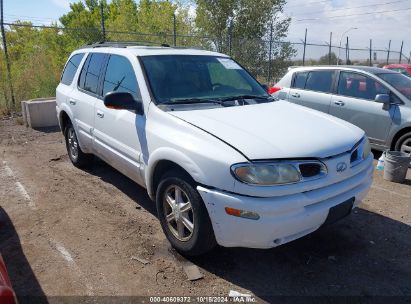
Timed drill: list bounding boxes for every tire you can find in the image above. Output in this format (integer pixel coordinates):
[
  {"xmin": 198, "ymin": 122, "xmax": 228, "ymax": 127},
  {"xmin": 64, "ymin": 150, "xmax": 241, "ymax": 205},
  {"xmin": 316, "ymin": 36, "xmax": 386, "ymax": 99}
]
[
  {"xmin": 156, "ymin": 170, "xmax": 216, "ymax": 256},
  {"xmin": 64, "ymin": 122, "xmax": 93, "ymax": 168},
  {"xmin": 394, "ymin": 132, "xmax": 411, "ymax": 155}
]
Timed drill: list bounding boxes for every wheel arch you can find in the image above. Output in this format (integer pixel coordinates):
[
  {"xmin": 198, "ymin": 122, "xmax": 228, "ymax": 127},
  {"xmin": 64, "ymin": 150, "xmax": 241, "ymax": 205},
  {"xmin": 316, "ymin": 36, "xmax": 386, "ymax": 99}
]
[
  {"xmin": 59, "ymin": 110, "xmax": 71, "ymax": 134},
  {"xmin": 146, "ymin": 149, "xmax": 205, "ymax": 201},
  {"xmin": 57, "ymin": 103, "xmax": 74, "ymax": 134}
]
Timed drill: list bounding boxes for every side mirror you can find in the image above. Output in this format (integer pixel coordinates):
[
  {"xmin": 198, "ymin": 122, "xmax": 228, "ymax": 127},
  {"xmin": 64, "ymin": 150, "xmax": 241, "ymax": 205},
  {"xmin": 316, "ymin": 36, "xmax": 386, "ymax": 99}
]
[
  {"xmin": 375, "ymin": 94, "xmax": 390, "ymax": 110},
  {"xmin": 104, "ymin": 92, "xmax": 144, "ymax": 115},
  {"xmin": 261, "ymin": 84, "xmax": 269, "ymax": 92}
]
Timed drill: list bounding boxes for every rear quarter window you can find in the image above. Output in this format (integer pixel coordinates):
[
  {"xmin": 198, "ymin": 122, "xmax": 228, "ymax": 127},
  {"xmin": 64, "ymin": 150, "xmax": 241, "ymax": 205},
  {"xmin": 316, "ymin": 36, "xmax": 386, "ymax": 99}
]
[
  {"xmin": 78, "ymin": 53, "xmax": 106, "ymax": 95},
  {"xmin": 61, "ymin": 53, "xmax": 85, "ymax": 85},
  {"xmin": 293, "ymin": 72, "xmax": 308, "ymax": 89}
]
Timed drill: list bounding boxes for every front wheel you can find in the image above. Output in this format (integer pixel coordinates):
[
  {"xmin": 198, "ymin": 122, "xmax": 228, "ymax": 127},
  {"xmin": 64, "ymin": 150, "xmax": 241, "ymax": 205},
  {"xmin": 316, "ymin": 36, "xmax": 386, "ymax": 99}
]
[
  {"xmin": 156, "ymin": 171, "xmax": 216, "ymax": 256},
  {"xmin": 395, "ymin": 132, "xmax": 411, "ymax": 155}
]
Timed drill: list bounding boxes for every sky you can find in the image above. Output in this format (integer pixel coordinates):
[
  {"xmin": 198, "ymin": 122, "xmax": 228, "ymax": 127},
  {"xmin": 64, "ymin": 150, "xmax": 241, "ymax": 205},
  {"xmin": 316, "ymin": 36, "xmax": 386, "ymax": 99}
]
[{"xmin": 3, "ymin": 0, "xmax": 411, "ymax": 61}]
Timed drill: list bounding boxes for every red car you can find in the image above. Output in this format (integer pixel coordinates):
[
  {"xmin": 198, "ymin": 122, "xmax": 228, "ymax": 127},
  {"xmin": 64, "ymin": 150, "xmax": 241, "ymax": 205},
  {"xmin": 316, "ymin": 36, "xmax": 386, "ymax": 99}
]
[
  {"xmin": 383, "ymin": 64, "xmax": 411, "ymax": 77},
  {"xmin": 0, "ymin": 255, "xmax": 17, "ymax": 304}
]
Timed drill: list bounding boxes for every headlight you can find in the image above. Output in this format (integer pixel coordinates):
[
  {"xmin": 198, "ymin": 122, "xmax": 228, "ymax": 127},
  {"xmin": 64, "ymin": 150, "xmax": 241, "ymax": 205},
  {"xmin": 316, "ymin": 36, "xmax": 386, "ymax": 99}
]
[
  {"xmin": 231, "ymin": 163, "xmax": 301, "ymax": 185},
  {"xmin": 362, "ymin": 136, "xmax": 371, "ymax": 159}
]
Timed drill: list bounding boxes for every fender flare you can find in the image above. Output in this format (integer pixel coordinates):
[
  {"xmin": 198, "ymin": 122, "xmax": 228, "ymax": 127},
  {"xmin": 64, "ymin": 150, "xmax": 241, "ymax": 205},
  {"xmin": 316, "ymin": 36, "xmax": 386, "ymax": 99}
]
[
  {"xmin": 145, "ymin": 147, "xmax": 206, "ymax": 199},
  {"xmin": 57, "ymin": 104, "xmax": 87, "ymax": 150}
]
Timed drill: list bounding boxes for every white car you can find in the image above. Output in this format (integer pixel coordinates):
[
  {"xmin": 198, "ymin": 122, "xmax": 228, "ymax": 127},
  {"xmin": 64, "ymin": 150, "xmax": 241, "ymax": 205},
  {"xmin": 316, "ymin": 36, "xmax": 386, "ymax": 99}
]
[{"xmin": 56, "ymin": 43, "xmax": 373, "ymax": 255}]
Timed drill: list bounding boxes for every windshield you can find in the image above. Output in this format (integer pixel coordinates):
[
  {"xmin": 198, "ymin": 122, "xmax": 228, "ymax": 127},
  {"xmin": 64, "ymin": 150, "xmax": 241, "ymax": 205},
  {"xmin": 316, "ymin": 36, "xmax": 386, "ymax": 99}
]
[
  {"xmin": 378, "ymin": 72, "xmax": 411, "ymax": 100},
  {"xmin": 140, "ymin": 55, "xmax": 268, "ymax": 104}
]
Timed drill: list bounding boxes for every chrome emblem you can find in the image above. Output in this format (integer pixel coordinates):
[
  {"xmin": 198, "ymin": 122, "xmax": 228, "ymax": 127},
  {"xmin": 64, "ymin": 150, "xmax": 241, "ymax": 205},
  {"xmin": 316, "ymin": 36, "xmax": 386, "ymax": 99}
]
[{"xmin": 336, "ymin": 162, "xmax": 347, "ymax": 173}]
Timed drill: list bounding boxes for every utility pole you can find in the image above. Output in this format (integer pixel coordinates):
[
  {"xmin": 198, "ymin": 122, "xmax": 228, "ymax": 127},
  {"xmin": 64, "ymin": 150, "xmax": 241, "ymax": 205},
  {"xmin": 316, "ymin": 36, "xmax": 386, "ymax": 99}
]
[
  {"xmin": 328, "ymin": 32, "xmax": 332, "ymax": 65},
  {"xmin": 399, "ymin": 41, "xmax": 404, "ymax": 64},
  {"xmin": 173, "ymin": 13, "xmax": 177, "ymax": 46},
  {"xmin": 100, "ymin": 1, "xmax": 105, "ymax": 42},
  {"xmin": 369, "ymin": 39, "xmax": 372, "ymax": 66},
  {"xmin": 387, "ymin": 40, "xmax": 391, "ymax": 65},
  {"xmin": 345, "ymin": 36, "xmax": 348, "ymax": 64},
  {"xmin": 267, "ymin": 23, "xmax": 273, "ymax": 85},
  {"xmin": 302, "ymin": 28, "xmax": 307, "ymax": 66},
  {"xmin": 0, "ymin": 0, "xmax": 15, "ymax": 109}
]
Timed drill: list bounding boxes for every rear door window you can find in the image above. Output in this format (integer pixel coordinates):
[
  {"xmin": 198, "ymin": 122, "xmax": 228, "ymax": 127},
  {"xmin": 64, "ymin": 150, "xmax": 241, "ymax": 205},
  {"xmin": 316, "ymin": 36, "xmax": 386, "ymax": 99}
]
[
  {"xmin": 338, "ymin": 72, "xmax": 389, "ymax": 100},
  {"xmin": 61, "ymin": 53, "xmax": 84, "ymax": 85},
  {"xmin": 102, "ymin": 55, "xmax": 140, "ymax": 99},
  {"xmin": 304, "ymin": 71, "xmax": 335, "ymax": 93},
  {"xmin": 292, "ymin": 70, "xmax": 335, "ymax": 93},
  {"xmin": 78, "ymin": 53, "xmax": 106, "ymax": 95}
]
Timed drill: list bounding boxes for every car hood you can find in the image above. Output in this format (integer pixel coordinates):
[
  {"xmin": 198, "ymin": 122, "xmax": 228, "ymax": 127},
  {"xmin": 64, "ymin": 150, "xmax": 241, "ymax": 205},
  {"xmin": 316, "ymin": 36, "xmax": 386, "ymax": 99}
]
[{"xmin": 170, "ymin": 101, "xmax": 364, "ymax": 160}]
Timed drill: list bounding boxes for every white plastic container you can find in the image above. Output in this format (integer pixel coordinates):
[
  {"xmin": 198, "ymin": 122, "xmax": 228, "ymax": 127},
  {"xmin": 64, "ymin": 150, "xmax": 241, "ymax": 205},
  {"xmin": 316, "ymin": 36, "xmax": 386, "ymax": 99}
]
[{"xmin": 376, "ymin": 152, "xmax": 385, "ymax": 171}]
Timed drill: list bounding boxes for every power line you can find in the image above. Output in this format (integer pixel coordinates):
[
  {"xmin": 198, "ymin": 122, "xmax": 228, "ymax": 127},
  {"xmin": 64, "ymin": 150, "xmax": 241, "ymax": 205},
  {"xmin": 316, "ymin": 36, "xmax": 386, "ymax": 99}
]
[
  {"xmin": 295, "ymin": 6, "xmax": 411, "ymax": 22},
  {"xmin": 290, "ymin": 0, "xmax": 409, "ymax": 17},
  {"xmin": 285, "ymin": 0, "xmax": 330, "ymax": 9},
  {"xmin": 4, "ymin": 14, "xmax": 57, "ymax": 21}
]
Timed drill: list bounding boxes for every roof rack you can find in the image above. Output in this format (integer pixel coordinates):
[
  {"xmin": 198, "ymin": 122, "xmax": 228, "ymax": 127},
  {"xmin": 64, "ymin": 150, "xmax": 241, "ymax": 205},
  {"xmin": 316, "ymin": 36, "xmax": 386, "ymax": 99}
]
[
  {"xmin": 80, "ymin": 41, "xmax": 204, "ymax": 50},
  {"xmin": 80, "ymin": 41, "xmax": 164, "ymax": 49}
]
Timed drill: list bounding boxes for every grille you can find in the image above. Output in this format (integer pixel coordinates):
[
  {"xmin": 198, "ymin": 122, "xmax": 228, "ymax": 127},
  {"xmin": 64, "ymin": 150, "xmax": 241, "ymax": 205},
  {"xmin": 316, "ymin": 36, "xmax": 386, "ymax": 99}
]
[
  {"xmin": 350, "ymin": 149, "xmax": 358, "ymax": 163},
  {"xmin": 299, "ymin": 163, "xmax": 322, "ymax": 178}
]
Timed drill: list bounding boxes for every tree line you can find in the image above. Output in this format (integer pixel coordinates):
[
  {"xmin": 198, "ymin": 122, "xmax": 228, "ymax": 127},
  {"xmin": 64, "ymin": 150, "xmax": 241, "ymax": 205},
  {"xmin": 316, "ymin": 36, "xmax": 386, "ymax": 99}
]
[{"xmin": 0, "ymin": 0, "xmax": 294, "ymax": 113}]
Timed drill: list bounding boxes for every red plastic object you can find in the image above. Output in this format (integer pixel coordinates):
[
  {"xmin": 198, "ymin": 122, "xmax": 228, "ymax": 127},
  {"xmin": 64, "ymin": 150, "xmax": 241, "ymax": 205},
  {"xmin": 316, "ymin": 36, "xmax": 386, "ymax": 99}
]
[
  {"xmin": 0, "ymin": 255, "xmax": 17, "ymax": 304},
  {"xmin": 268, "ymin": 86, "xmax": 282, "ymax": 94}
]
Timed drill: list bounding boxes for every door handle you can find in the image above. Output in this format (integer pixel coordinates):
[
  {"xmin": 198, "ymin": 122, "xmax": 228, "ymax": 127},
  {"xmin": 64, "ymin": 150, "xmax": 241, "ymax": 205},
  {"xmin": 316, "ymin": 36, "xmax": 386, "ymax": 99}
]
[
  {"xmin": 334, "ymin": 101, "xmax": 345, "ymax": 106},
  {"xmin": 291, "ymin": 92, "xmax": 300, "ymax": 98},
  {"xmin": 69, "ymin": 99, "xmax": 76, "ymax": 105},
  {"xmin": 96, "ymin": 111, "xmax": 104, "ymax": 118}
]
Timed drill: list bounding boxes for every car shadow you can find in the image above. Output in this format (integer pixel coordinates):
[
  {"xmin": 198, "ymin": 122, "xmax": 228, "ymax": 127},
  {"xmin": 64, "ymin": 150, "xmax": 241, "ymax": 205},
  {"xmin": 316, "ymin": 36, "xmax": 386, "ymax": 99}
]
[
  {"xmin": 0, "ymin": 207, "xmax": 48, "ymax": 303},
  {"xmin": 187, "ymin": 208, "xmax": 411, "ymax": 299},
  {"xmin": 85, "ymin": 158, "xmax": 157, "ymax": 216}
]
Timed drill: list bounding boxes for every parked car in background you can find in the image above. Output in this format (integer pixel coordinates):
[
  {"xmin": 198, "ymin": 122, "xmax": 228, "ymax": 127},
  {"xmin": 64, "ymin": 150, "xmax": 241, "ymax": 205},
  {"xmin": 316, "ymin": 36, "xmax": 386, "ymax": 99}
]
[
  {"xmin": 273, "ymin": 66, "xmax": 411, "ymax": 154},
  {"xmin": 383, "ymin": 64, "xmax": 411, "ymax": 77},
  {"xmin": 0, "ymin": 255, "xmax": 17, "ymax": 304},
  {"xmin": 57, "ymin": 44, "xmax": 373, "ymax": 255}
]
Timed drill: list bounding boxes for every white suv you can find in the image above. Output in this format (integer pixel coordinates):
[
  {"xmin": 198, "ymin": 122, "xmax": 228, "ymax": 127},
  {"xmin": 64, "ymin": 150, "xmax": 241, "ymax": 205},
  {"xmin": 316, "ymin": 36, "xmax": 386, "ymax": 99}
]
[{"xmin": 56, "ymin": 43, "xmax": 373, "ymax": 255}]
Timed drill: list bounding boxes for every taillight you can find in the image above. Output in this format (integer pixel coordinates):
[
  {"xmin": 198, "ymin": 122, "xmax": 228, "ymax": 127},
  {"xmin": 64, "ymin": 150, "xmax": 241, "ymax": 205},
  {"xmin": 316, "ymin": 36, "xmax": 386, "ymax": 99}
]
[{"xmin": 268, "ymin": 86, "xmax": 282, "ymax": 94}]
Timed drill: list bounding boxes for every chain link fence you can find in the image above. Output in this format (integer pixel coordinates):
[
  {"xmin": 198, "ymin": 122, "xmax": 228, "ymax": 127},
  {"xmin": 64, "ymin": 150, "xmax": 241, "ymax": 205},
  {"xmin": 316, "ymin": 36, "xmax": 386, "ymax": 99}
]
[{"xmin": 0, "ymin": 22, "xmax": 410, "ymax": 113}]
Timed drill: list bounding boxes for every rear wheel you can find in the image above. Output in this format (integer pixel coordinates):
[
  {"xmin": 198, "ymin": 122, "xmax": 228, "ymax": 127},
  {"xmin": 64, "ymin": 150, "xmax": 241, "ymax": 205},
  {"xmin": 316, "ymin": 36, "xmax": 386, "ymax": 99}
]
[
  {"xmin": 64, "ymin": 122, "xmax": 93, "ymax": 168},
  {"xmin": 156, "ymin": 170, "xmax": 216, "ymax": 256}
]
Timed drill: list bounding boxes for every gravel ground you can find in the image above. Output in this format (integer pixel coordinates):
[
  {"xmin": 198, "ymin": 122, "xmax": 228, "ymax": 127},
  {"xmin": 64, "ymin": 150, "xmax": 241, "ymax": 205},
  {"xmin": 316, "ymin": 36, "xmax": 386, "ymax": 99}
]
[{"xmin": 0, "ymin": 117, "xmax": 410, "ymax": 303}]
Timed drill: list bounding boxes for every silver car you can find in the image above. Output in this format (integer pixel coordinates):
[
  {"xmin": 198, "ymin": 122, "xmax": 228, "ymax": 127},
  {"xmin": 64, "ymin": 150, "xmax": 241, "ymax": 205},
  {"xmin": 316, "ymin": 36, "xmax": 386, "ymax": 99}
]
[{"xmin": 274, "ymin": 66, "xmax": 411, "ymax": 153}]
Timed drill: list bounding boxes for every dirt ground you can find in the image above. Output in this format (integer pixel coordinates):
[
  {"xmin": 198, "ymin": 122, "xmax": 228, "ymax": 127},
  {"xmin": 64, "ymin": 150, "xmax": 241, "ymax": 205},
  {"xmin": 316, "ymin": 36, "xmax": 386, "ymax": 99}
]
[{"xmin": 0, "ymin": 116, "xmax": 410, "ymax": 302}]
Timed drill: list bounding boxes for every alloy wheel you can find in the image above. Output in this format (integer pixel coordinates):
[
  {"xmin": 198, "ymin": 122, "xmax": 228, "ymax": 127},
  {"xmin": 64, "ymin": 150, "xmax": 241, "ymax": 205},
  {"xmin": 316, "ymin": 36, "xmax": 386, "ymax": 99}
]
[
  {"xmin": 400, "ymin": 138, "xmax": 411, "ymax": 154},
  {"xmin": 163, "ymin": 185, "xmax": 194, "ymax": 242},
  {"xmin": 67, "ymin": 128, "xmax": 79, "ymax": 161}
]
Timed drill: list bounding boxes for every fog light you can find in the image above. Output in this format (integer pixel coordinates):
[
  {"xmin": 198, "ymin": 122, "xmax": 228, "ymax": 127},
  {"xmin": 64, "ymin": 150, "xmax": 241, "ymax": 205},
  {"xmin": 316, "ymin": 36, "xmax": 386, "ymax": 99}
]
[{"xmin": 225, "ymin": 207, "xmax": 260, "ymax": 220}]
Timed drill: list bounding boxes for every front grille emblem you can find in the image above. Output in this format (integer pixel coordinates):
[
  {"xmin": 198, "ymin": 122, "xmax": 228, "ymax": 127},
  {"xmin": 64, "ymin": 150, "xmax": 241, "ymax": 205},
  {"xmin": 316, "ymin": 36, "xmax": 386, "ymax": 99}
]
[{"xmin": 336, "ymin": 162, "xmax": 347, "ymax": 173}]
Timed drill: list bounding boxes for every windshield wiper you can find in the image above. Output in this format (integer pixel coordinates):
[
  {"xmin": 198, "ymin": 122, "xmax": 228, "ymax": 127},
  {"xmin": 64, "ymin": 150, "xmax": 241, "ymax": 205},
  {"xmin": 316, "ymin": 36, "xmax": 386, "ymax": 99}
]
[
  {"xmin": 218, "ymin": 95, "xmax": 272, "ymax": 102},
  {"xmin": 161, "ymin": 98, "xmax": 222, "ymax": 105}
]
